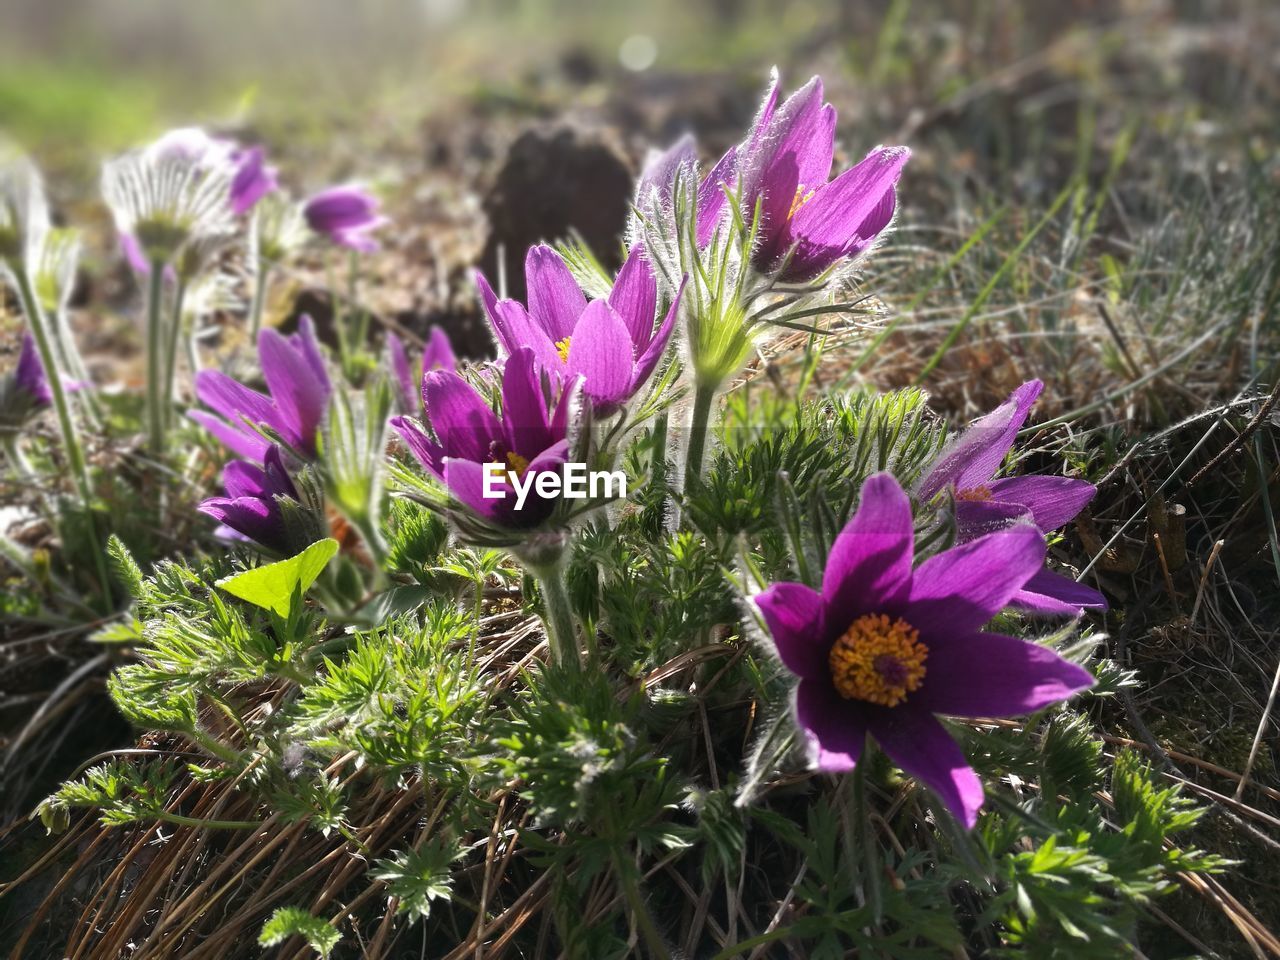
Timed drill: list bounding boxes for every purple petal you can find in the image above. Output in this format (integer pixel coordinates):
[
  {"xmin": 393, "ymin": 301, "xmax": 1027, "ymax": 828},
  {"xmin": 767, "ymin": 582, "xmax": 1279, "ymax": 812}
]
[
  {"xmin": 119, "ymin": 233, "xmax": 151, "ymax": 275},
  {"xmin": 754, "ymin": 581, "xmax": 825, "ymax": 679},
  {"xmin": 391, "ymin": 415, "xmax": 446, "ymax": 479},
  {"xmin": 786, "ymin": 145, "xmax": 909, "ymax": 277},
  {"xmin": 1012, "ymin": 568, "xmax": 1108, "ymax": 615},
  {"xmin": 199, "ymin": 495, "xmax": 286, "ymax": 552},
  {"xmin": 607, "ymin": 245, "xmax": 658, "ymax": 348},
  {"xmin": 820, "ymin": 473, "xmax": 914, "ymax": 640},
  {"xmin": 500, "ymin": 348, "xmax": 555, "ymax": 456},
  {"xmin": 423, "ymin": 326, "xmax": 456, "ymax": 374},
  {"xmin": 566, "ymin": 300, "xmax": 635, "ymax": 410},
  {"xmin": 229, "ymin": 146, "xmax": 278, "ymax": 216},
  {"xmin": 194, "ymin": 369, "xmax": 284, "ymax": 440},
  {"xmin": 222, "ymin": 459, "xmax": 271, "ymax": 499},
  {"xmin": 696, "ymin": 147, "xmax": 737, "ymax": 247},
  {"xmin": 259, "ymin": 328, "xmax": 328, "ymax": 452},
  {"xmin": 914, "ymin": 632, "xmax": 1094, "ymax": 718},
  {"xmin": 637, "ymin": 135, "xmax": 697, "ymax": 207},
  {"xmin": 795, "ymin": 677, "xmax": 868, "ymax": 773},
  {"xmin": 15, "ymin": 334, "xmax": 52, "ymax": 406},
  {"xmin": 387, "ymin": 333, "xmax": 418, "ymax": 412},
  {"xmin": 986, "ymin": 476, "xmax": 1096, "ymax": 533},
  {"xmin": 918, "ymin": 380, "xmax": 1044, "ymax": 502},
  {"xmin": 630, "ymin": 277, "xmax": 684, "ymax": 392},
  {"xmin": 189, "ymin": 410, "xmax": 272, "ymax": 462},
  {"xmin": 303, "ymin": 186, "xmax": 381, "ymax": 232},
  {"xmin": 525, "ymin": 245, "xmax": 585, "ymax": 342},
  {"xmin": 905, "ymin": 525, "xmax": 1045, "ymax": 640},
  {"xmin": 954, "ymin": 497, "xmax": 1030, "ymax": 541},
  {"xmin": 289, "ymin": 316, "xmax": 330, "ymax": 387},
  {"xmin": 476, "ymin": 271, "xmax": 561, "ymax": 369},
  {"xmin": 423, "ymin": 370, "xmax": 502, "ymax": 463},
  {"xmin": 868, "ymin": 709, "xmax": 985, "ymax": 828}
]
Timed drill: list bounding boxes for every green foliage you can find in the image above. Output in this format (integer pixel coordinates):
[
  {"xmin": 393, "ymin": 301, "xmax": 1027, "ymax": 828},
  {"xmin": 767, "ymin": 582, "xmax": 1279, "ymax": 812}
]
[
  {"xmin": 258, "ymin": 907, "xmax": 341, "ymax": 958},
  {"xmin": 214, "ymin": 537, "xmax": 338, "ymax": 617},
  {"xmin": 373, "ymin": 839, "xmax": 464, "ymax": 922}
]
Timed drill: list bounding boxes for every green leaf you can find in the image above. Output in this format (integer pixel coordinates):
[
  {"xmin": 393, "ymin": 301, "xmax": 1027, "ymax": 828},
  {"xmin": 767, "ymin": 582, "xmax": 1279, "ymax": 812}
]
[
  {"xmin": 215, "ymin": 539, "xmax": 337, "ymax": 617},
  {"xmin": 258, "ymin": 907, "xmax": 340, "ymax": 958}
]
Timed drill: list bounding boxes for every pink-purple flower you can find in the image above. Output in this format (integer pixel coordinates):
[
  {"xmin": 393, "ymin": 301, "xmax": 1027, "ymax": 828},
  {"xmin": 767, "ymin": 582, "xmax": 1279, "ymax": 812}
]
[
  {"xmin": 475, "ymin": 245, "xmax": 681, "ymax": 415},
  {"xmin": 199, "ymin": 445, "xmax": 302, "ymax": 554},
  {"xmin": 191, "ymin": 315, "xmax": 332, "ymax": 462},
  {"xmin": 303, "ymin": 186, "xmax": 388, "ymax": 253},
  {"xmin": 754, "ymin": 472, "xmax": 1093, "ymax": 828},
  {"xmin": 147, "ymin": 127, "xmax": 278, "ymax": 217},
  {"xmin": 391, "ymin": 348, "xmax": 577, "ymax": 531},
  {"xmin": 13, "ymin": 332, "xmax": 53, "ymax": 407},
  {"xmin": 918, "ymin": 380, "xmax": 1106, "ymax": 616},
  {"xmin": 387, "ymin": 327, "xmax": 456, "ymax": 414}
]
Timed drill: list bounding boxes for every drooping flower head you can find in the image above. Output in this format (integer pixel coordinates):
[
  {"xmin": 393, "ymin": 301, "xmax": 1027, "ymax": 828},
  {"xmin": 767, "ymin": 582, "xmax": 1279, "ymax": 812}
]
[
  {"xmin": 303, "ymin": 185, "xmax": 388, "ymax": 253},
  {"xmin": 198, "ymin": 445, "xmax": 324, "ymax": 555},
  {"xmin": 191, "ymin": 315, "xmax": 332, "ymax": 462},
  {"xmin": 918, "ymin": 380, "xmax": 1106, "ymax": 615},
  {"xmin": 754, "ymin": 472, "xmax": 1093, "ymax": 828},
  {"xmin": 387, "ymin": 327, "xmax": 456, "ymax": 415},
  {"xmin": 475, "ymin": 244, "xmax": 681, "ymax": 416},
  {"xmin": 0, "ymin": 147, "xmax": 50, "ymax": 276},
  {"xmin": 391, "ymin": 348, "xmax": 578, "ymax": 534}
]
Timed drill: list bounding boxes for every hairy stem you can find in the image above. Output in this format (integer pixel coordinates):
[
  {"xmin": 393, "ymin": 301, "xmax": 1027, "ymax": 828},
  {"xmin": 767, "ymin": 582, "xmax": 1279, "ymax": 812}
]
[
  {"xmin": 2, "ymin": 431, "xmax": 34, "ymax": 480},
  {"xmin": 531, "ymin": 564, "xmax": 581, "ymax": 671},
  {"xmin": 682, "ymin": 381, "xmax": 718, "ymax": 491},
  {"xmin": 162, "ymin": 276, "xmax": 188, "ymax": 434},
  {"xmin": 145, "ymin": 262, "xmax": 167, "ymax": 455}
]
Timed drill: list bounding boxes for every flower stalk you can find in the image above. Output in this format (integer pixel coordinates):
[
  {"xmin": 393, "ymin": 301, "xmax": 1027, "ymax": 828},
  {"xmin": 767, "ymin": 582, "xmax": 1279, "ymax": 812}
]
[
  {"xmin": 144, "ymin": 261, "xmax": 167, "ymax": 454},
  {"xmin": 683, "ymin": 380, "xmax": 717, "ymax": 489},
  {"xmin": 529, "ymin": 562, "xmax": 581, "ymax": 672}
]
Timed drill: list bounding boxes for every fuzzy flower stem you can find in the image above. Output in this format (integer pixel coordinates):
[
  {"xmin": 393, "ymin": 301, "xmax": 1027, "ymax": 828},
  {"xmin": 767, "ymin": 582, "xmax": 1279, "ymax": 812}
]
[
  {"xmin": 2, "ymin": 431, "xmax": 34, "ymax": 480},
  {"xmin": 648, "ymin": 411, "xmax": 669, "ymax": 531},
  {"xmin": 163, "ymin": 275, "xmax": 188, "ymax": 434},
  {"xmin": 144, "ymin": 261, "xmax": 167, "ymax": 455},
  {"xmin": 529, "ymin": 563, "xmax": 581, "ymax": 672},
  {"xmin": 14, "ymin": 268, "xmax": 110, "ymax": 598},
  {"xmin": 682, "ymin": 381, "xmax": 718, "ymax": 490},
  {"xmin": 611, "ymin": 850, "xmax": 670, "ymax": 960}
]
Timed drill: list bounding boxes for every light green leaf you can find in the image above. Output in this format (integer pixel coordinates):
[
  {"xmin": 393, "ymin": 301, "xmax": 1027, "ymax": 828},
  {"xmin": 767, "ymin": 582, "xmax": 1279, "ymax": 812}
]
[
  {"xmin": 215, "ymin": 539, "xmax": 338, "ymax": 617},
  {"xmin": 258, "ymin": 906, "xmax": 340, "ymax": 958}
]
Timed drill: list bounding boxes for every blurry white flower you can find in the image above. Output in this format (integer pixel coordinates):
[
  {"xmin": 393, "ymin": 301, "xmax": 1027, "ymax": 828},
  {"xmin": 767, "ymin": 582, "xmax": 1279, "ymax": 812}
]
[{"xmin": 0, "ymin": 145, "xmax": 51, "ymax": 276}]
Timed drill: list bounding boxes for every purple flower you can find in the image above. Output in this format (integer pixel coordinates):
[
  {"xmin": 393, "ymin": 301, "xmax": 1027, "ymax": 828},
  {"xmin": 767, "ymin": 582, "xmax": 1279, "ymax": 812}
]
[
  {"xmin": 198, "ymin": 445, "xmax": 301, "ymax": 554},
  {"xmin": 387, "ymin": 327, "xmax": 456, "ymax": 414},
  {"xmin": 229, "ymin": 146, "xmax": 279, "ymax": 217},
  {"xmin": 303, "ymin": 186, "xmax": 389, "ymax": 252},
  {"xmin": 754, "ymin": 472, "xmax": 1093, "ymax": 828},
  {"xmin": 191, "ymin": 315, "xmax": 332, "ymax": 462},
  {"xmin": 645, "ymin": 73, "xmax": 909, "ymax": 281},
  {"xmin": 918, "ymin": 380, "xmax": 1106, "ymax": 615},
  {"xmin": 475, "ymin": 245, "xmax": 681, "ymax": 415},
  {"xmin": 14, "ymin": 333, "xmax": 53, "ymax": 407},
  {"xmin": 391, "ymin": 348, "xmax": 576, "ymax": 531}
]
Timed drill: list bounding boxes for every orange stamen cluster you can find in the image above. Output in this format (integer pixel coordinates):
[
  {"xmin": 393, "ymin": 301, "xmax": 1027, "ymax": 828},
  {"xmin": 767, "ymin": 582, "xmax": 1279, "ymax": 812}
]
[
  {"xmin": 788, "ymin": 184, "xmax": 815, "ymax": 220},
  {"xmin": 828, "ymin": 613, "xmax": 928, "ymax": 707},
  {"xmin": 554, "ymin": 336, "xmax": 572, "ymax": 363},
  {"xmin": 505, "ymin": 451, "xmax": 531, "ymax": 480}
]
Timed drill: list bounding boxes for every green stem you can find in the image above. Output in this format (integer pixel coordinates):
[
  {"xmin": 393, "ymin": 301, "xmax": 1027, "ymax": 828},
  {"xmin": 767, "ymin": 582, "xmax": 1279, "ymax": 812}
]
[
  {"xmin": 648, "ymin": 412, "xmax": 669, "ymax": 534},
  {"xmin": 682, "ymin": 381, "xmax": 718, "ymax": 491},
  {"xmin": 15, "ymin": 268, "xmax": 110, "ymax": 600},
  {"xmin": 531, "ymin": 565, "xmax": 581, "ymax": 671},
  {"xmin": 249, "ymin": 258, "xmax": 271, "ymax": 341},
  {"xmin": 612, "ymin": 852, "xmax": 671, "ymax": 960},
  {"xmin": 162, "ymin": 276, "xmax": 188, "ymax": 434},
  {"xmin": 145, "ymin": 262, "xmax": 167, "ymax": 455},
  {"xmin": 190, "ymin": 727, "xmax": 242, "ymax": 764},
  {"xmin": 157, "ymin": 812, "xmax": 261, "ymax": 830}
]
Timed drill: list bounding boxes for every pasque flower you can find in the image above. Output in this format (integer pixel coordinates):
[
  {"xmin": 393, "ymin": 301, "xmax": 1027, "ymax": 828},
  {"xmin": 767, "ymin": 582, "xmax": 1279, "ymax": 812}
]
[
  {"xmin": 146, "ymin": 127, "xmax": 278, "ymax": 217},
  {"xmin": 476, "ymin": 244, "xmax": 681, "ymax": 415},
  {"xmin": 191, "ymin": 315, "xmax": 332, "ymax": 462},
  {"xmin": 755, "ymin": 473, "xmax": 1093, "ymax": 827},
  {"xmin": 303, "ymin": 185, "xmax": 388, "ymax": 252},
  {"xmin": 639, "ymin": 72, "xmax": 909, "ymax": 282},
  {"xmin": 199, "ymin": 445, "xmax": 305, "ymax": 554},
  {"xmin": 13, "ymin": 332, "xmax": 54, "ymax": 407},
  {"xmin": 918, "ymin": 380, "xmax": 1106, "ymax": 615},
  {"xmin": 387, "ymin": 327, "xmax": 456, "ymax": 414},
  {"xmin": 391, "ymin": 347, "xmax": 577, "ymax": 531}
]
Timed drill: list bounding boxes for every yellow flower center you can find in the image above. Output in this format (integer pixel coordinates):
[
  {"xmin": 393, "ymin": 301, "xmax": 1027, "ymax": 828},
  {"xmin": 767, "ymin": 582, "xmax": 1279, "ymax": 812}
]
[
  {"xmin": 788, "ymin": 184, "xmax": 815, "ymax": 220},
  {"xmin": 505, "ymin": 451, "xmax": 531, "ymax": 479},
  {"xmin": 555, "ymin": 336, "xmax": 572, "ymax": 363},
  {"xmin": 956, "ymin": 485, "xmax": 993, "ymax": 502},
  {"xmin": 828, "ymin": 613, "xmax": 928, "ymax": 707}
]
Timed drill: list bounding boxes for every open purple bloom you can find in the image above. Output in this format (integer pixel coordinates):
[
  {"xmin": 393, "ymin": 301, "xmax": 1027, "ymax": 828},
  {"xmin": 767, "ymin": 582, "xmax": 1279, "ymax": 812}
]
[
  {"xmin": 191, "ymin": 315, "xmax": 331, "ymax": 463},
  {"xmin": 475, "ymin": 244, "xmax": 681, "ymax": 415},
  {"xmin": 198, "ymin": 445, "xmax": 301, "ymax": 554},
  {"xmin": 754, "ymin": 472, "xmax": 1093, "ymax": 828},
  {"xmin": 387, "ymin": 327, "xmax": 456, "ymax": 414},
  {"xmin": 303, "ymin": 185, "xmax": 389, "ymax": 253},
  {"xmin": 919, "ymin": 380, "xmax": 1106, "ymax": 615},
  {"xmin": 391, "ymin": 348, "xmax": 577, "ymax": 531},
  {"xmin": 643, "ymin": 73, "xmax": 908, "ymax": 281}
]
